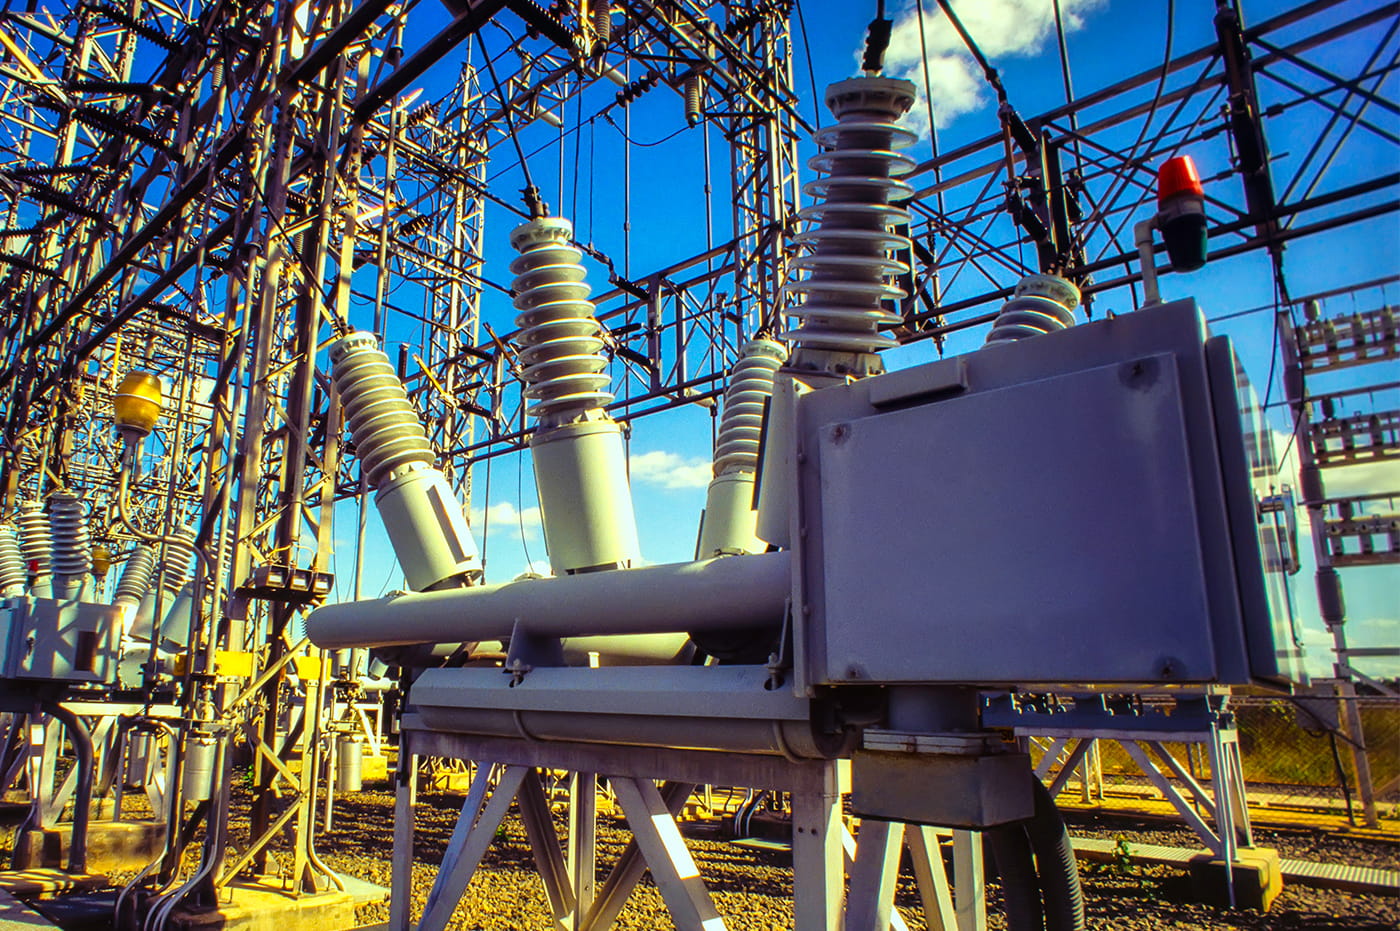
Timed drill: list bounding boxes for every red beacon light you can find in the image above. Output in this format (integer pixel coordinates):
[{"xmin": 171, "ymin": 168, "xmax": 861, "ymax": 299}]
[
  {"xmin": 1155, "ymin": 154, "xmax": 1208, "ymax": 272},
  {"xmin": 1157, "ymin": 154, "xmax": 1204, "ymax": 205}
]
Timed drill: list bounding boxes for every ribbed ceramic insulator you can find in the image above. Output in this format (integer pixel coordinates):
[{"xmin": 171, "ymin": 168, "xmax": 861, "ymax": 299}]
[
  {"xmin": 983, "ymin": 274, "xmax": 1081, "ymax": 347},
  {"xmin": 509, "ymin": 216, "xmax": 612, "ymax": 422},
  {"xmin": 16, "ymin": 501, "xmax": 51, "ymax": 577},
  {"xmin": 784, "ymin": 77, "xmax": 917, "ymax": 355},
  {"xmin": 162, "ymin": 529, "xmax": 196, "ymax": 591},
  {"xmin": 713, "ymin": 339, "xmax": 787, "ymax": 476},
  {"xmin": 48, "ymin": 490, "xmax": 92, "ymax": 582},
  {"xmin": 594, "ymin": 2, "xmax": 611, "ymax": 46},
  {"xmin": 115, "ymin": 545, "xmax": 157, "ymax": 605},
  {"xmin": 328, "ymin": 332, "xmax": 435, "ymax": 488},
  {"xmin": 684, "ymin": 74, "xmax": 703, "ymax": 125},
  {"xmin": 0, "ymin": 525, "xmax": 24, "ymax": 593}
]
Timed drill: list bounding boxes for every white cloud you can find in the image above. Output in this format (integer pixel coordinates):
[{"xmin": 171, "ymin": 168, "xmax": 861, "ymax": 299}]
[
  {"xmin": 876, "ymin": 0, "xmax": 1107, "ymax": 135},
  {"xmin": 629, "ymin": 450, "xmax": 713, "ymax": 490},
  {"xmin": 1323, "ymin": 461, "xmax": 1400, "ymax": 500},
  {"xmin": 470, "ymin": 501, "xmax": 543, "ymax": 540}
]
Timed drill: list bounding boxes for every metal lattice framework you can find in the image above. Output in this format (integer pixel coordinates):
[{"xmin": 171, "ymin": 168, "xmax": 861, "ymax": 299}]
[{"xmin": 0, "ymin": 0, "xmax": 1392, "ymax": 922}]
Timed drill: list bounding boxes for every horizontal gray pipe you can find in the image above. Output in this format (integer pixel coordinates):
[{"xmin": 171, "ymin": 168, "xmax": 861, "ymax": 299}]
[{"xmin": 305, "ymin": 552, "xmax": 790, "ymax": 650}]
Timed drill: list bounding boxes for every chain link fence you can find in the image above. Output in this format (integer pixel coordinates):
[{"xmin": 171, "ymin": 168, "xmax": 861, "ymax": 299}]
[{"xmin": 1034, "ymin": 692, "xmax": 1398, "ymax": 821}]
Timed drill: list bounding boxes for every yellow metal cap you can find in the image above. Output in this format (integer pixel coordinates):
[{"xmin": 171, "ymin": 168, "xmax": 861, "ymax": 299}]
[
  {"xmin": 91, "ymin": 545, "xmax": 112, "ymax": 578},
  {"xmin": 113, "ymin": 371, "xmax": 163, "ymax": 437}
]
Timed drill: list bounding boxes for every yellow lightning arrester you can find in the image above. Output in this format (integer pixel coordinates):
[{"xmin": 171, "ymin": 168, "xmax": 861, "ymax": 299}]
[{"xmin": 112, "ymin": 371, "xmax": 163, "ymax": 440}]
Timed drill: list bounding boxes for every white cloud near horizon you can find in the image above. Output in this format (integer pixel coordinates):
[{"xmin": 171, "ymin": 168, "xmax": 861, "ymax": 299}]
[
  {"xmin": 629, "ymin": 450, "xmax": 712, "ymax": 490},
  {"xmin": 470, "ymin": 500, "xmax": 543, "ymax": 540},
  {"xmin": 877, "ymin": 0, "xmax": 1107, "ymax": 136}
]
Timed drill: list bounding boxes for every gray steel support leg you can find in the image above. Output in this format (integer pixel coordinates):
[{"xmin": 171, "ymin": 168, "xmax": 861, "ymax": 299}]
[
  {"xmin": 905, "ymin": 825, "xmax": 955, "ymax": 931},
  {"xmin": 611, "ymin": 776, "xmax": 725, "ymax": 931},
  {"xmin": 418, "ymin": 763, "xmax": 528, "ymax": 931},
  {"xmin": 1044, "ymin": 738, "xmax": 1095, "ymax": 800},
  {"xmin": 568, "ymin": 773, "xmax": 597, "ymax": 931},
  {"xmin": 389, "ymin": 751, "xmax": 417, "ymax": 931},
  {"xmin": 844, "ymin": 819, "xmax": 907, "ymax": 931},
  {"xmin": 1121, "ymin": 741, "xmax": 1219, "ymax": 852},
  {"xmin": 580, "ymin": 781, "xmax": 694, "ymax": 931},
  {"xmin": 518, "ymin": 768, "xmax": 577, "ymax": 929},
  {"xmin": 951, "ymin": 830, "xmax": 985, "ymax": 931},
  {"xmin": 1332, "ymin": 680, "xmax": 1377, "ymax": 823},
  {"xmin": 792, "ymin": 761, "xmax": 843, "ymax": 931}
]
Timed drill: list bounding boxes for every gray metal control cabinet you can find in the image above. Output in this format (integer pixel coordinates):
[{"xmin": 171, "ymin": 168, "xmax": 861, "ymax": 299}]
[
  {"xmin": 791, "ymin": 299, "xmax": 1303, "ymax": 689},
  {"xmin": 0, "ymin": 596, "xmax": 123, "ymax": 685}
]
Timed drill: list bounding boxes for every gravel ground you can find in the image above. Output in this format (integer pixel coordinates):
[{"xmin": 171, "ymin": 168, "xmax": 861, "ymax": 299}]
[{"xmin": 322, "ymin": 787, "xmax": 1400, "ymax": 931}]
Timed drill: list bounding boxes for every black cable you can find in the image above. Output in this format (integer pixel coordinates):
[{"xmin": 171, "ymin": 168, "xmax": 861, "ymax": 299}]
[
  {"xmin": 793, "ymin": 0, "xmax": 821, "ymax": 128},
  {"xmin": 601, "ymin": 112, "xmax": 688, "ymax": 148},
  {"xmin": 935, "ymin": 0, "xmax": 1009, "ymax": 105},
  {"xmin": 862, "ymin": 13, "xmax": 894, "ymax": 74},
  {"xmin": 1261, "ymin": 271, "xmax": 1283, "ymax": 413},
  {"xmin": 1027, "ymin": 777, "xmax": 1085, "ymax": 931},
  {"xmin": 986, "ymin": 822, "xmax": 1046, "ymax": 931},
  {"xmin": 1330, "ymin": 730, "xmax": 1356, "ymax": 826},
  {"xmin": 474, "ymin": 31, "xmax": 538, "ymax": 210}
]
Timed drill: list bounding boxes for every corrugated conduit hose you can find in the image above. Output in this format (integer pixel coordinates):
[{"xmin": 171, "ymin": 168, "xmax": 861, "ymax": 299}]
[{"xmin": 987, "ymin": 774, "xmax": 1086, "ymax": 931}]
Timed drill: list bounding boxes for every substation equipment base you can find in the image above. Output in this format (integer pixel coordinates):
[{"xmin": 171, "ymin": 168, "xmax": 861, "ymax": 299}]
[{"xmin": 393, "ymin": 722, "xmax": 983, "ymax": 931}]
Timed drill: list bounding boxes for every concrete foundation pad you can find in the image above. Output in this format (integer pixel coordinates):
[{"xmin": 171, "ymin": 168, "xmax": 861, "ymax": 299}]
[
  {"xmin": 0, "ymin": 890, "xmax": 54, "ymax": 928},
  {"xmin": 13, "ymin": 820, "xmax": 165, "ymax": 873},
  {"xmin": 166, "ymin": 877, "xmax": 364, "ymax": 931},
  {"xmin": 1189, "ymin": 847, "xmax": 1284, "ymax": 911},
  {"xmin": 0, "ymin": 870, "xmax": 106, "ymax": 898},
  {"xmin": 168, "ymin": 873, "xmax": 389, "ymax": 924}
]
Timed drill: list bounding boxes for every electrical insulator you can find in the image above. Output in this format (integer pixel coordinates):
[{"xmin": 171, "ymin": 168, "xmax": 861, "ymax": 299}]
[
  {"xmin": 329, "ymin": 332, "xmax": 480, "ymax": 591},
  {"xmin": 698, "ymin": 338, "xmax": 788, "ymax": 562},
  {"xmin": 983, "ymin": 274, "xmax": 1080, "ymax": 347},
  {"xmin": 509, "ymin": 216, "xmax": 613, "ymax": 422},
  {"xmin": 48, "ymin": 490, "xmax": 93, "ymax": 595},
  {"xmin": 509, "ymin": 215, "xmax": 640, "ymax": 573},
  {"xmin": 713, "ymin": 339, "xmax": 788, "ymax": 478},
  {"xmin": 0, "ymin": 525, "xmax": 25, "ymax": 596},
  {"xmin": 593, "ymin": 1, "xmax": 611, "ymax": 49},
  {"xmin": 162, "ymin": 528, "xmax": 197, "ymax": 592},
  {"xmin": 684, "ymin": 74, "xmax": 703, "ymax": 126},
  {"xmin": 16, "ymin": 501, "xmax": 52, "ymax": 579},
  {"xmin": 115, "ymin": 545, "xmax": 157, "ymax": 606},
  {"xmin": 784, "ymin": 76, "xmax": 917, "ymax": 369}
]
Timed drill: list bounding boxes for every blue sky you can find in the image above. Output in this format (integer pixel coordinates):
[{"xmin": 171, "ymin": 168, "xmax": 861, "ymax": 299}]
[{"xmin": 331, "ymin": 0, "xmax": 1397, "ymax": 680}]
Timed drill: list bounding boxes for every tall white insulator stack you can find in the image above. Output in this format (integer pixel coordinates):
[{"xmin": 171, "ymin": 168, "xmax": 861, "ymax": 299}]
[
  {"xmin": 783, "ymin": 76, "xmax": 917, "ymax": 375},
  {"xmin": 114, "ymin": 545, "xmax": 157, "ymax": 638},
  {"xmin": 160, "ymin": 528, "xmax": 197, "ymax": 592},
  {"xmin": 48, "ymin": 490, "xmax": 93, "ymax": 598},
  {"xmin": 697, "ymin": 339, "xmax": 787, "ymax": 558},
  {"xmin": 16, "ymin": 501, "xmax": 52, "ymax": 593},
  {"xmin": 329, "ymin": 332, "xmax": 480, "ymax": 592},
  {"xmin": 983, "ymin": 274, "xmax": 1080, "ymax": 347},
  {"xmin": 0, "ymin": 524, "xmax": 25, "ymax": 596},
  {"xmin": 510, "ymin": 216, "xmax": 639, "ymax": 573},
  {"xmin": 115, "ymin": 546, "xmax": 157, "ymax": 606}
]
